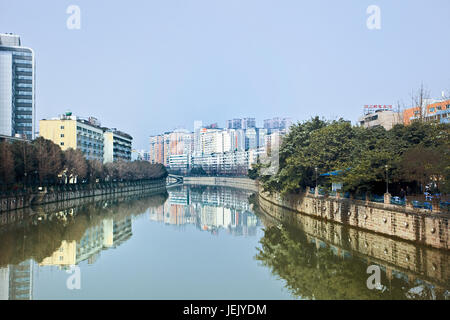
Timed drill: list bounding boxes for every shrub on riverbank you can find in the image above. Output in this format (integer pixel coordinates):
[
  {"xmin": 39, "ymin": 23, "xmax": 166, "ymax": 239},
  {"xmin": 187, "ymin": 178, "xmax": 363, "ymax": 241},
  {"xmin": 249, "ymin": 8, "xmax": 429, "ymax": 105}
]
[{"xmin": 251, "ymin": 117, "xmax": 449, "ymax": 196}]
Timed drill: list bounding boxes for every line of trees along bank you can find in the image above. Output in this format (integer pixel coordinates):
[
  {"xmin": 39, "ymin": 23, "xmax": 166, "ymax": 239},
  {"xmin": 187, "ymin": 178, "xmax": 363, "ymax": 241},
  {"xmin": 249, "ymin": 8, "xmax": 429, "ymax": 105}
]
[
  {"xmin": 249, "ymin": 117, "xmax": 449, "ymax": 196},
  {"xmin": 0, "ymin": 137, "xmax": 168, "ymax": 191}
]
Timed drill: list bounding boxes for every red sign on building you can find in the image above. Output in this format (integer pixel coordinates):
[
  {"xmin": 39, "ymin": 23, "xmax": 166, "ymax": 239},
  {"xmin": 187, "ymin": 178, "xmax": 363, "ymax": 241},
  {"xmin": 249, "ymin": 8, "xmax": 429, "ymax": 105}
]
[{"xmin": 364, "ymin": 105, "xmax": 393, "ymax": 114}]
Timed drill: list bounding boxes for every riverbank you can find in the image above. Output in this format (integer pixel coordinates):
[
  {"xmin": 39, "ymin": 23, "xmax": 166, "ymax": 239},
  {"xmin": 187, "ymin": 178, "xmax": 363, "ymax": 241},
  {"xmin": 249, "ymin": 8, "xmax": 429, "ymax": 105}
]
[
  {"xmin": 253, "ymin": 196, "xmax": 449, "ymax": 294},
  {"xmin": 178, "ymin": 176, "xmax": 449, "ymax": 290},
  {"xmin": 180, "ymin": 176, "xmax": 449, "ymax": 250},
  {"xmin": 258, "ymin": 187, "xmax": 449, "ymax": 250},
  {"xmin": 0, "ymin": 179, "xmax": 167, "ymax": 212}
]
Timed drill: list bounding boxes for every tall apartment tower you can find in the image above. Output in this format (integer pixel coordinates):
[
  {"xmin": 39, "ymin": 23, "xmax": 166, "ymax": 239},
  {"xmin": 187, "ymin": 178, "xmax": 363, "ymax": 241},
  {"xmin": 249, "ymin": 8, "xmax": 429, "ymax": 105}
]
[
  {"xmin": 264, "ymin": 117, "xmax": 293, "ymax": 133},
  {"xmin": 227, "ymin": 118, "xmax": 243, "ymax": 130},
  {"xmin": 0, "ymin": 34, "xmax": 35, "ymax": 140},
  {"xmin": 193, "ymin": 120, "xmax": 203, "ymax": 156},
  {"xmin": 242, "ymin": 118, "xmax": 256, "ymax": 129}
]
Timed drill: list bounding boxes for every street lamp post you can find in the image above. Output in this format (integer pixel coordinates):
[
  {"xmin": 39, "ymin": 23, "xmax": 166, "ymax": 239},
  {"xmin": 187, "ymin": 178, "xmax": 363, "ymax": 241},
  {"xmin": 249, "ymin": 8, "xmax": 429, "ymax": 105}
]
[
  {"xmin": 315, "ymin": 167, "xmax": 318, "ymax": 190},
  {"xmin": 385, "ymin": 165, "xmax": 389, "ymax": 194}
]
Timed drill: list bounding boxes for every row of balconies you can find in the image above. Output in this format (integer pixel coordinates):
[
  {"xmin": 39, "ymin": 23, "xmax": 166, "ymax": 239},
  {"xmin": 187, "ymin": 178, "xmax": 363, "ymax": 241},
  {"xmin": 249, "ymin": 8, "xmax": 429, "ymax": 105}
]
[
  {"xmin": 77, "ymin": 142, "xmax": 103, "ymax": 150},
  {"xmin": 77, "ymin": 133, "xmax": 103, "ymax": 141}
]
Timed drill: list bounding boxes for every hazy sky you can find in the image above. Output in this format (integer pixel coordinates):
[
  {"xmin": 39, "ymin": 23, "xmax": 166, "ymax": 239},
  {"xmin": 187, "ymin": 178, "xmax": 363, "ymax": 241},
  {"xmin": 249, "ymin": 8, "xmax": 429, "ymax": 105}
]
[{"xmin": 1, "ymin": 0, "xmax": 449, "ymax": 149}]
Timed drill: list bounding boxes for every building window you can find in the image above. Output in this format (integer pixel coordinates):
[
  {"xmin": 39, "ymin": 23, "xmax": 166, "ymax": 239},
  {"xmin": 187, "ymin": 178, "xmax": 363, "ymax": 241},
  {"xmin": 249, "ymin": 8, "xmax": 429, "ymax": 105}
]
[
  {"xmin": 60, "ymin": 142, "xmax": 64, "ymax": 146},
  {"xmin": 429, "ymin": 107, "xmax": 435, "ymax": 113},
  {"xmin": 61, "ymin": 134, "xmax": 65, "ymax": 138},
  {"xmin": 61, "ymin": 126, "xmax": 65, "ymax": 129}
]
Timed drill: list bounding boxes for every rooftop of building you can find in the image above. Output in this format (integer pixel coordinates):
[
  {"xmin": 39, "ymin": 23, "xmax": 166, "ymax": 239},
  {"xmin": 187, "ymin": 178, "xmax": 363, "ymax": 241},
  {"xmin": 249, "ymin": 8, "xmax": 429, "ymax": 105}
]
[
  {"xmin": 403, "ymin": 98, "xmax": 450, "ymax": 111},
  {"xmin": 41, "ymin": 114, "xmax": 104, "ymax": 130},
  {"xmin": 41, "ymin": 113, "xmax": 132, "ymax": 138},
  {"xmin": 104, "ymin": 128, "xmax": 133, "ymax": 140},
  {"xmin": 0, "ymin": 33, "xmax": 21, "ymax": 47}
]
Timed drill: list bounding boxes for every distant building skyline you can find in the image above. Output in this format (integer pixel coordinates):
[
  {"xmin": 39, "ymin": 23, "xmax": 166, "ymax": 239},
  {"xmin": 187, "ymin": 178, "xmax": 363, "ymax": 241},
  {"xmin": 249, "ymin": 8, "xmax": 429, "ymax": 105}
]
[
  {"xmin": 158, "ymin": 116, "xmax": 294, "ymax": 137},
  {"xmin": 149, "ymin": 117, "xmax": 289, "ymax": 175}
]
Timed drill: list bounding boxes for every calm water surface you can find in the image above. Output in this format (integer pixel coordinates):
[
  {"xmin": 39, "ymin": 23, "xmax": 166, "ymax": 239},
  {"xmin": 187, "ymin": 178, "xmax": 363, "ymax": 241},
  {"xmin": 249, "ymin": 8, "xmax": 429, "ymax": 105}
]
[{"xmin": 0, "ymin": 184, "xmax": 448, "ymax": 300}]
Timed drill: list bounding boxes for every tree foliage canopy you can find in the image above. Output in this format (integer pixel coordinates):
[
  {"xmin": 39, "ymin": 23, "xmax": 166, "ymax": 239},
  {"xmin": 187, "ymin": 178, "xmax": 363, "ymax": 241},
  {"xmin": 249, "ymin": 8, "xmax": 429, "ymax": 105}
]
[
  {"xmin": 0, "ymin": 138, "xmax": 168, "ymax": 189},
  {"xmin": 251, "ymin": 117, "xmax": 449, "ymax": 195}
]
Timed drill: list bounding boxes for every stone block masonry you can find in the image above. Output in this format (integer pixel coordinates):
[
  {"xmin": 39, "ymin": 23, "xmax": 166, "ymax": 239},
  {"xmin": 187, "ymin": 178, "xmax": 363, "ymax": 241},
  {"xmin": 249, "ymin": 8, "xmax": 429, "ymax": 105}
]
[
  {"xmin": 257, "ymin": 194, "xmax": 449, "ymax": 289},
  {"xmin": 259, "ymin": 188, "xmax": 449, "ymax": 250}
]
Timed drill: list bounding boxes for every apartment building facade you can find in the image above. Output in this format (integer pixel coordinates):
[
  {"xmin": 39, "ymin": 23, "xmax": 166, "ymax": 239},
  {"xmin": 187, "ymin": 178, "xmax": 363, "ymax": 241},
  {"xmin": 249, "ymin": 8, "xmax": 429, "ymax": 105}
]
[
  {"xmin": 40, "ymin": 113, "xmax": 105, "ymax": 162},
  {"xmin": 103, "ymin": 129, "xmax": 133, "ymax": 163},
  {"xmin": 40, "ymin": 113, "xmax": 132, "ymax": 163},
  {"xmin": 0, "ymin": 33, "xmax": 35, "ymax": 140}
]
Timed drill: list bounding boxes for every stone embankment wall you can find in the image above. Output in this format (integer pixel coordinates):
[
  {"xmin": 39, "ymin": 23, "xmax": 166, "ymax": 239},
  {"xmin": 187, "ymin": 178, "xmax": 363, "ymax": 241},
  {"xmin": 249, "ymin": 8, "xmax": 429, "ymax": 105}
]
[
  {"xmin": 179, "ymin": 176, "xmax": 448, "ymax": 284},
  {"xmin": 257, "ymin": 194, "xmax": 449, "ymax": 289},
  {"xmin": 182, "ymin": 176, "xmax": 448, "ymax": 250},
  {"xmin": 0, "ymin": 179, "xmax": 167, "ymax": 212},
  {"xmin": 259, "ymin": 188, "xmax": 449, "ymax": 250}
]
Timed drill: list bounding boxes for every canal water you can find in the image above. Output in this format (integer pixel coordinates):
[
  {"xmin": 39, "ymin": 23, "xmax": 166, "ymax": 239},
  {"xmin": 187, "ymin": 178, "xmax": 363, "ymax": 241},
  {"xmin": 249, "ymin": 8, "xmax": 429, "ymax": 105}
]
[{"xmin": 0, "ymin": 184, "xmax": 448, "ymax": 300}]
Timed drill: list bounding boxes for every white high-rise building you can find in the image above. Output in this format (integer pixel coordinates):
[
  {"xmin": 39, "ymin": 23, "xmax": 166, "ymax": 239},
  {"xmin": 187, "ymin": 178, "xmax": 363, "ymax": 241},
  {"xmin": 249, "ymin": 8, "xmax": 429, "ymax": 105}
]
[
  {"xmin": 0, "ymin": 34, "xmax": 35, "ymax": 140},
  {"xmin": 193, "ymin": 120, "xmax": 203, "ymax": 156},
  {"xmin": 257, "ymin": 128, "xmax": 267, "ymax": 148},
  {"xmin": 227, "ymin": 129, "xmax": 245, "ymax": 151},
  {"xmin": 245, "ymin": 127, "xmax": 257, "ymax": 150},
  {"xmin": 200, "ymin": 128, "xmax": 224, "ymax": 154},
  {"xmin": 221, "ymin": 130, "xmax": 232, "ymax": 153}
]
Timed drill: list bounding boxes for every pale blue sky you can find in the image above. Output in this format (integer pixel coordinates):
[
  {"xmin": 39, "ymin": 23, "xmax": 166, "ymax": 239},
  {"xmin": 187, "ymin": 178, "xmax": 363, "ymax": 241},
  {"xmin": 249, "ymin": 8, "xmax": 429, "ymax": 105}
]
[{"xmin": 1, "ymin": 0, "xmax": 449, "ymax": 149}]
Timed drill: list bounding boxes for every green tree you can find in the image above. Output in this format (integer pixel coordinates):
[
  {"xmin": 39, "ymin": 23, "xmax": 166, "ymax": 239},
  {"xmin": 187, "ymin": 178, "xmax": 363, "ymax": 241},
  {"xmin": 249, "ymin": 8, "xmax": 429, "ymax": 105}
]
[
  {"xmin": 257, "ymin": 116, "xmax": 448, "ymax": 196},
  {"xmin": 189, "ymin": 166, "xmax": 207, "ymax": 176},
  {"xmin": 400, "ymin": 145, "xmax": 449, "ymax": 193},
  {"xmin": 263, "ymin": 117, "xmax": 328, "ymax": 194}
]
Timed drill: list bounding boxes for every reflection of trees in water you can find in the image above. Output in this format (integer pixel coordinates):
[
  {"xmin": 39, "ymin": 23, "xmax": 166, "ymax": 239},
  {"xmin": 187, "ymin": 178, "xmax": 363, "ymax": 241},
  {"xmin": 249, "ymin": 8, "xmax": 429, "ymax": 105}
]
[
  {"xmin": 0, "ymin": 192, "xmax": 168, "ymax": 268},
  {"xmin": 256, "ymin": 225, "xmax": 448, "ymax": 300},
  {"xmin": 188, "ymin": 185, "xmax": 208, "ymax": 195}
]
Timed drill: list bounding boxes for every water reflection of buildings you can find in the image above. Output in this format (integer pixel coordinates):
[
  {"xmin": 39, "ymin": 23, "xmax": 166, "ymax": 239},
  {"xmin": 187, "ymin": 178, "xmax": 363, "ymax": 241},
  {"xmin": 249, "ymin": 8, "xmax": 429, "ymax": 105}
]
[
  {"xmin": 149, "ymin": 186, "xmax": 259, "ymax": 236},
  {"xmin": 0, "ymin": 260, "xmax": 33, "ymax": 300},
  {"xmin": 40, "ymin": 216, "xmax": 132, "ymax": 267}
]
